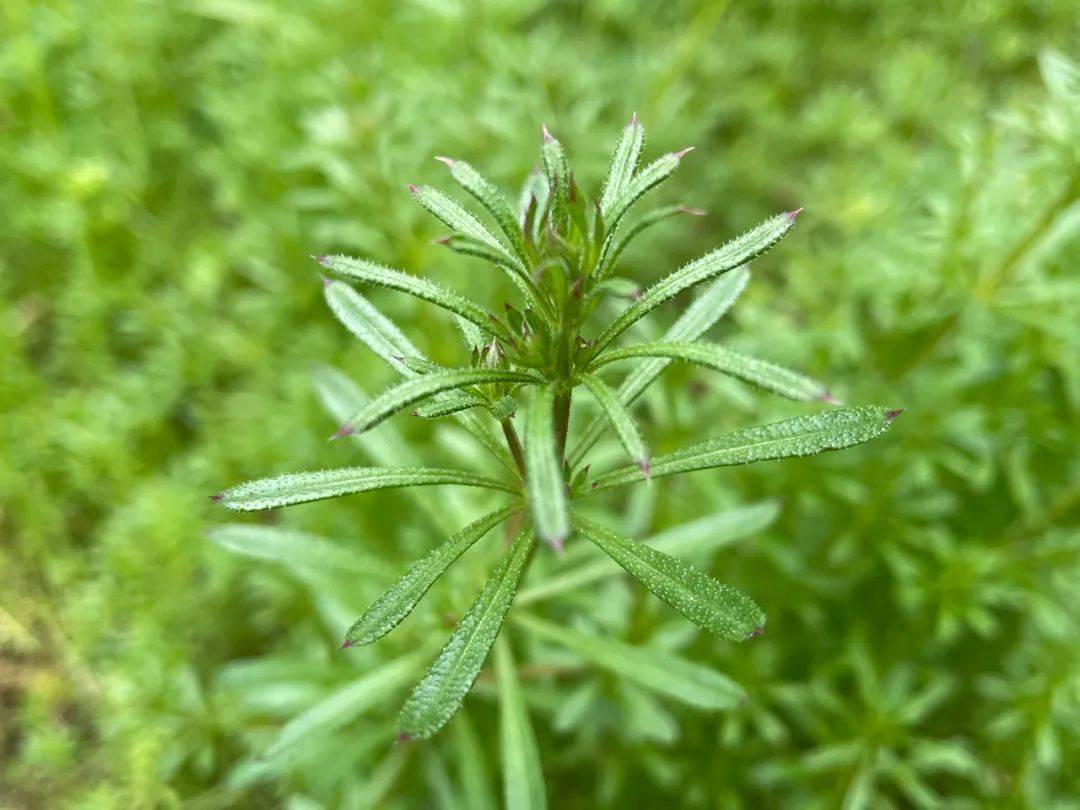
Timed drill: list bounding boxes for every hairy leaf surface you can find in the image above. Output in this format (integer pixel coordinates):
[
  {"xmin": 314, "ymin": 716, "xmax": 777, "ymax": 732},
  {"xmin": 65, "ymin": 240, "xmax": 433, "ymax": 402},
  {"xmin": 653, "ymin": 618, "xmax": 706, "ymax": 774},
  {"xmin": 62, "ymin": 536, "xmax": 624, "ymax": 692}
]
[
  {"xmin": 397, "ymin": 526, "xmax": 536, "ymax": 739},
  {"xmin": 575, "ymin": 516, "xmax": 764, "ymax": 641},
  {"xmin": 345, "ymin": 506, "xmax": 520, "ymax": 646},
  {"xmin": 524, "ymin": 385, "xmax": 570, "ymax": 549}
]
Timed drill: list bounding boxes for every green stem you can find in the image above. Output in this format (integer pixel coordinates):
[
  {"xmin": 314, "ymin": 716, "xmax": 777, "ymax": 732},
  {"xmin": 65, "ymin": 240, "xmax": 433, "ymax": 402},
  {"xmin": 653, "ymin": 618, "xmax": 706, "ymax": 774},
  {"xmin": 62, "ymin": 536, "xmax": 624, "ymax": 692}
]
[{"xmin": 501, "ymin": 418, "xmax": 527, "ymax": 479}]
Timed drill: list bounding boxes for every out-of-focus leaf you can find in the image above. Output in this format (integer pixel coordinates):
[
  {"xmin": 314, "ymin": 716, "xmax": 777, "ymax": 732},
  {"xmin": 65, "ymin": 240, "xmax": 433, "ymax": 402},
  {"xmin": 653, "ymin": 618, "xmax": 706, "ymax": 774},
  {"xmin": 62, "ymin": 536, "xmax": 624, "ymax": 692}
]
[
  {"xmin": 262, "ymin": 651, "xmax": 427, "ymax": 762},
  {"xmin": 575, "ymin": 515, "xmax": 764, "ymax": 641},
  {"xmin": 214, "ymin": 467, "xmax": 518, "ymax": 511},
  {"xmin": 591, "ymin": 406, "xmax": 901, "ymax": 489},
  {"xmin": 515, "ymin": 614, "xmax": 745, "ymax": 709},
  {"xmin": 495, "ymin": 639, "xmax": 547, "ymax": 810},
  {"xmin": 344, "ymin": 505, "xmax": 520, "ymax": 646},
  {"xmin": 592, "ymin": 341, "xmax": 833, "ymax": 402},
  {"xmin": 397, "ymin": 526, "xmax": 536, "ymax": 739},
  {"xmin": 208, "ymin": 524, "xmax": 393, "ymax": 579}
]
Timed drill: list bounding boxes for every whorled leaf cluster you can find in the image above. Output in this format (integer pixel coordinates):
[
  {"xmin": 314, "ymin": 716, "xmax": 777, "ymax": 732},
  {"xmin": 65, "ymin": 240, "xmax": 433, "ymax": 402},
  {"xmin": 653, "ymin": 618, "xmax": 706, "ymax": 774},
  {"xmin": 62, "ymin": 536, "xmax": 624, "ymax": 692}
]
[{"xmin": 214, "ymin": 117, "xmax": 900, "ymax": 742}]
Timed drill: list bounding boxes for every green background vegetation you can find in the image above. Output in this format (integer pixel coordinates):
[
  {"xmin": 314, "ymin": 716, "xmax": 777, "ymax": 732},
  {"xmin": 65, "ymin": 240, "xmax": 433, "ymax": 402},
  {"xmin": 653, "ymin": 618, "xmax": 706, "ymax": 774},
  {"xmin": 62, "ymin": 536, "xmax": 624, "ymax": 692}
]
[{"xmin": 2, "ymin": 0, "xmax": 1078, "ymax": 806}]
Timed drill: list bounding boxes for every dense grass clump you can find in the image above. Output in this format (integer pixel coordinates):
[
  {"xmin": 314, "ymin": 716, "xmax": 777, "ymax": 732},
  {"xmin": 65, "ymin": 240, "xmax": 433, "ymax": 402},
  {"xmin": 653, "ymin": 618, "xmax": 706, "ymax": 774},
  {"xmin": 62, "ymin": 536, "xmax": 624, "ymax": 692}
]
[{"xmin": 1, "ymin": 1, "xmax": 1077, "ymax": 807}]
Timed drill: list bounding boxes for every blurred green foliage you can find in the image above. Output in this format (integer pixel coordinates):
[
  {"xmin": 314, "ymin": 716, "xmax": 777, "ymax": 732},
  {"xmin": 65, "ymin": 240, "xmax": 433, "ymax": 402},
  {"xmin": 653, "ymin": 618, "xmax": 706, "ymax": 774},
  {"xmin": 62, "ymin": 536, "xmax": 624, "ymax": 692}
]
[{"xmin": 2, "ymin": 0, "xmax": 1078, "ymax": 807}]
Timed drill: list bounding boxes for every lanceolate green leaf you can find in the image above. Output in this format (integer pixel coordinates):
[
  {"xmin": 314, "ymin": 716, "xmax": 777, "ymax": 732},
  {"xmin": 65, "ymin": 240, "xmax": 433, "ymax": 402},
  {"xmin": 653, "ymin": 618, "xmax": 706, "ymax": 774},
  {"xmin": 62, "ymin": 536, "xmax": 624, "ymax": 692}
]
[
  {"xmin": 591, "ymin": 405, "xmax": 901, "ymax": 490},
  {"xmin": 344, "ymin": 506, "xmax": 520, "ymax": 646},
  {"xmin": 599, "ymin": 114, "xmax": 644, "ymax": 218},
  {"xmin": 579, "ymin": 373, "xmax": 648, "ymax": 473},
  {"xmin": 524, "ymin": 385, "xmax": 570, "ymax": 549},
  {"xmin": 413, "ymin": 390, "xmax": 487, "ymax": 419},
  {"xmin": 495, "ymin": 639, "xmax": 547, "ymax": 810},
  {"xmin": 592, "ymin": 341, "xmax": 833, "ymax": 402},
  {"xmin": 515, "ymin": 613, "xmax": 745, "ymax": 709},
  {"xmin": 575, "ymin": 515, "xmax": 765, "ymax": 641},
  {"xmin": 410, "ymin": 184, "xmax": 521, "ymax": 268},
  {"xmin": 570, "ymin": 268, "xmax": 750, "ymax": 467},
  {"xmin": 214, "ymin": 467, "xmax": 519, "ymax": 511},
  {"xmin": 317, "ymin": 255, "xmax": 506, "ymax": 340},
  {"xmin": 540, "ymin": 126, "xmax": 570, "ymax": 232},
  {"xmin": 517, "ymin": 500, "xmax": 778, "ymax": 605},
  {"xmin": 323, "ymin": 280, "xmax": 420, "ymax": 369},
  {"xmin": 397, "ymin": 526, "xmax": 536, "ymax": 740},
  {"xmin": 439, "ymin": 158, "xmax": 528, "ymax": 263},
  {"xmin": 602, "ymin": 149, "xmax": 690, "ymax": 234},
  {"xmin": 591, "ymin": 211, "xmax": 798, "ymax": 353},
  {"xmin": 339, "ymin": 367, "xmax": 539, "ymax": 437}
]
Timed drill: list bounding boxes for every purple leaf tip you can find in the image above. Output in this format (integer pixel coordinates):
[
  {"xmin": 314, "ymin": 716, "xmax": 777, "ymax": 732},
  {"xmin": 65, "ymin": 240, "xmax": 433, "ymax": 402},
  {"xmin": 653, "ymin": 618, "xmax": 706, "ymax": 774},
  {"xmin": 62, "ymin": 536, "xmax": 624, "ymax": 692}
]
[
  {"xmin": 396, "ymin": 732, "xmax": 413, "ymax": 743},
  {"xmin": 407, "ymin": 183, "xmax": 420, "ymax": 194},
  {"xmin": 313, "ymin": 255, "xmax": 331, "ymax": 266},
  {"xmin": 788, "ymin": 207, "xmax": 805, "ymax": 221},
  {"xmin": 548, "ymin": 536, "xmax": 566, "ymax": 555},
  {"xmin": 433, "ymin": 235, "xmax": 452, "ymax": 246},
  {"xmin": 210, "ymin": 493, "xmax": 223, "ymax": 503},
  {"xmin": 341, "ymin": 639, "xmax": 356, "ymax": 649},
  {"xmin": 885, "ymin": 408, "xmax": 904, "ymax": 424},
  {"xmin": 747, "ymin": 626, "xmax": 766, "ymax": 639},
  {"xmin": 820, "ymin": 391, "xmax": 841, "ymax": 405},
  {"xmin": 673, "ymin": 146, "xmax": 695, "ymax": 159},
  {"xmin": 630, "ymin": 111, "xmax": 638, "ymax": 125},
  {"xmin": 541, "ymin": 124, "xmax": 554, "ymax": 142},
  {"xmin": 331, "ymin": 424, "xmax": 356, "ymax": 439},
  {"xmin": 637, "ymin": 459, "xmax": 651, "ymax": 480},
  {"xmin": 434, "ymin": 155, "xmax": 455, "ymax": 167},
  {"xmin": 320, "ymin": 275, "xmax": 332, "ymax": 288},
  {"xmin": 677, "ymin": 206, "xmax": 707, "ymax": 216}
]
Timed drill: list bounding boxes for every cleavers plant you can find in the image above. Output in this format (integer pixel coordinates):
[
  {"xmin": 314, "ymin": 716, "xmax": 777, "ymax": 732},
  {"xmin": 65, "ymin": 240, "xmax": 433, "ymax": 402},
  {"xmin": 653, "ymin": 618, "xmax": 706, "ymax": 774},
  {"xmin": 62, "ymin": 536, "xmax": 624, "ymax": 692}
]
[{"xmin": 213, "ymin": 117, "xmax": 901, "ymax": 743}]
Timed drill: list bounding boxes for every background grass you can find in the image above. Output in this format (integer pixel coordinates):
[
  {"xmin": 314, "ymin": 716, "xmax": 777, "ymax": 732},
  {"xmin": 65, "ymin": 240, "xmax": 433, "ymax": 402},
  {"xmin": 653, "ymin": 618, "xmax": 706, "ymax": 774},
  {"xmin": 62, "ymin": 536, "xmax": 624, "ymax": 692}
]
[{"xmin": 2, "ymin": 0, "xmax": 1078, "ymax": 807}]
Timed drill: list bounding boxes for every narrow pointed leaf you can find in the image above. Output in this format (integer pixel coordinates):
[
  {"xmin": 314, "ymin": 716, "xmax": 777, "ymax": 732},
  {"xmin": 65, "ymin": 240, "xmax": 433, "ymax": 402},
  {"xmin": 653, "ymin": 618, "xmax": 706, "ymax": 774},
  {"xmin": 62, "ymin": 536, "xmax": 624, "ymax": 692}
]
[
  {"xmin": 324, "ymin": 280, "xmax": 420, "ymax": 368},
  {"xmin": 599, "ymin": 115, "xmax": 645, "ymax": 217},
  {"xmin": 591, "ymin": 406, "xmax": 901, "ymax": 490},
  {"xmin": 262, "ymin": 651, "xmax": 428, "ymax": 762},
  {"xmin": 540, "ymin": 128, "xmax": 570, "ymax": 231},
  {"xmin": 603, "ymin": 149, "xmax": 689, "ymax": 234},
  {"xmin": 592, "ymin": 211, "xmax": 798, "ymax": 353},
  {"xmin": 215, "ymin": 467, "xmax": 519, "ymax": 511},
  {"xmin": 495, "ymin": 639, "xmax": 547, "ymax": 810},
  {"xmin": 570, "ymin": 268, "xmax": 749, "ymax": 466},
  {"xmin": 414, "ymin": 390, "xmax": 487, "ymax": 419},
  {"xmin": 411, "ymin": 184, "xmax": 520, "ymax": 267},
  {"xmin": 440, "ymin": 234, "xmax": 551, "ymax": 321},
  {"xmin": 575, "ymin": 515, "xmax": 764, "ymax": 641},
  {"xmin": 515, "ymin": 613, "xmax": 745, "ymax": 709},
  {"xmin": 524, "ymin": 385, "xmax": 570, "ymax": 549},
  {"xmin": 518, "ymin": 500, "xmax": 779, "ymax": 605},
  {"xmin": 318, "ymin": 255, "xmax": 506, "ymax": 339},
  {"xmin": 518, "ymin": 168, "xmax": 549, "ymax": 235},
  {"xmin": 579, "ymin": 373, "xmax": 648, "ymax": 472},
  {"xmin": 345, "ymin": 506, "xmax": 520, "ymax": 646},
  {"xmin": 592, "ymin": 341, "xmax": 832, "ymax": 402},
  {"xmin": 442, "ymin": 159, "xmax": 528, "ymax": 263},
  {"xmin": 397, "ymin": 526, "xmax": 536, "ymax": 739},
  {"xmin": 341, "ymin": 368, "xmax": 539, "ymax": 436}
]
